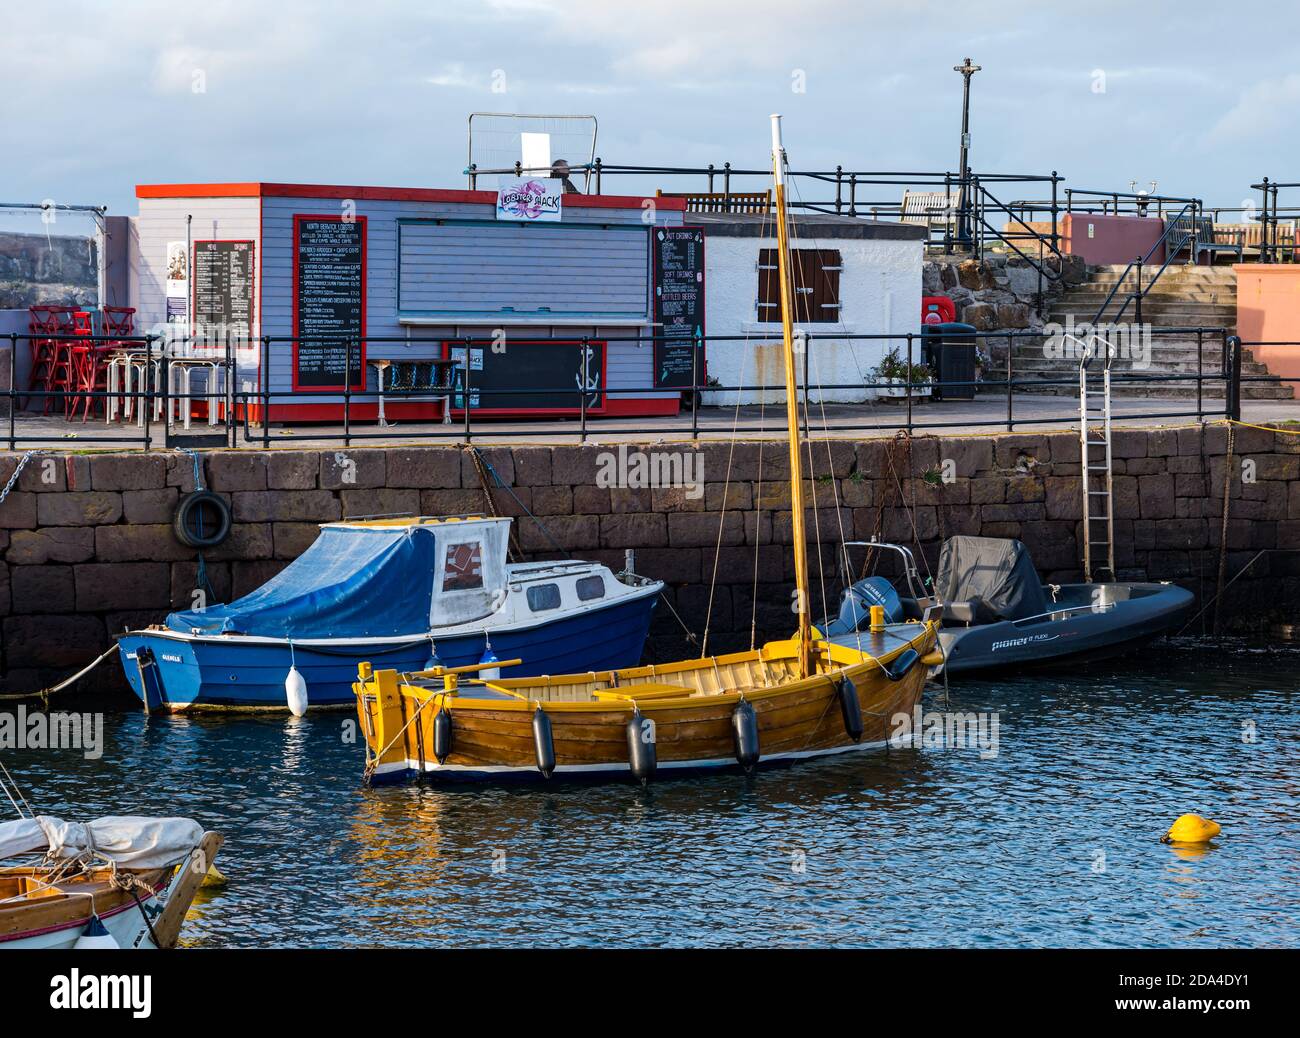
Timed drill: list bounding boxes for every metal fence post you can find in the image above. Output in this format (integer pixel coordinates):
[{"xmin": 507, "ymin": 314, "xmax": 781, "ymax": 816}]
[
  {"xmin": 8, "ymin": 333, "xmax": 16, "ymax": 451},
  {"xmin": 1005, "ymin": 333, "xmax": 1014, "ymax": 432},
  {"xmin": 462, "ymin": 337, "xmax": 473, "ymax": 444},
  {"xmin": 1226, "ymin": 334, "xmax": 1243, "ymax": 421},
  {"xmin": 580, "ymin": 334, "xmax": 589, "ymax": 443},
  {"xmin": 343, "ymin": 337, "xmax": 352, "ymax": 448},
  {"xmin": 261, "ymin": 336, "xmax": 271, "ymax": 448}
]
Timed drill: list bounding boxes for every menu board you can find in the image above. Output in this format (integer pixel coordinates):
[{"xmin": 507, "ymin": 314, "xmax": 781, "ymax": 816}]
[
  {"xmin": 443, "ymin": 340, "xmax": 605, "ymax": 414},
  {"xmin": 652, "ymin": 225, "xmax": 706, "ymax": 389},
  {"xmin": 192, "ymin": 240, "xmax": 254, "ymax": 347},
  {"xmin": 293, "ymin": 215, "xmax": 366, "ymax": 390}
]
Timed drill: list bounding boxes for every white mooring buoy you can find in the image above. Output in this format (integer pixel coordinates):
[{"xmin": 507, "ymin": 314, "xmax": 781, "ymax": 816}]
[{"xmin": 285, "ymin": 665, "xmax": 308, "ymax": 717}]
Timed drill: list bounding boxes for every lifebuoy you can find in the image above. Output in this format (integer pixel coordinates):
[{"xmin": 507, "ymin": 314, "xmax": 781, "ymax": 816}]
[{"xmin": 173, "ymin": 490, "xmax": 232, "ymax": 549}]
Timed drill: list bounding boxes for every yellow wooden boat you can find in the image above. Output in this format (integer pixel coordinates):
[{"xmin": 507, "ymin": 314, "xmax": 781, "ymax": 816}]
[
  {"xmin": 355, "ymin": 629, "xmax": 938, "ymax": 782},
  {"xmin": 353, "ymin": 114, "xmax": 940, "ymax": 784}
]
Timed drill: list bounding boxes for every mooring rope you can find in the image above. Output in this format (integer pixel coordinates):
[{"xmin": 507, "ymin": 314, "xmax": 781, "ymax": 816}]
[{"xmin": 0, "ymin": 643, "xmax": 120, "ymax": 704}]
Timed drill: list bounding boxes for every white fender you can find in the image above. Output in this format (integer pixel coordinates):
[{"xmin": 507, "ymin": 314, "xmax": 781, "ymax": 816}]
[{"xmin": 285, "ymin": 665, "xmax": 308, "ymax": 717}]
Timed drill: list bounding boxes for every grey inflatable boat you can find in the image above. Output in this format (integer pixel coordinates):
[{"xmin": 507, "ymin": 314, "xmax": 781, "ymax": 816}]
[{"xmin": 821, "ymin": 536, "xmax": 1194, "ymax": 677}]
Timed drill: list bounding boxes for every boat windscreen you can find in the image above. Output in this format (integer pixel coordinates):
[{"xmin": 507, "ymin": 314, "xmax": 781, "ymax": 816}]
[{"xmin": 935, "ymin": 536, "xmax": 1048, "ymax": 622}]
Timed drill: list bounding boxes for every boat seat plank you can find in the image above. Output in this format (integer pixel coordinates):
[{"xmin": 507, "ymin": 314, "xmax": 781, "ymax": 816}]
[{"xmin": 591, "ymin": 683, "xmax": 696, "ymax": 702}]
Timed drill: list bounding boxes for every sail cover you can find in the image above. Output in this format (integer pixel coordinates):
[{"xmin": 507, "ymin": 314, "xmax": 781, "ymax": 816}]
[
  {"xmin": 0, "ymin": 816, "xmax": 202, "ymax": 869},
  {"xmin": 935, "ymin": 536, "xmax": 1048, "ymax": 622},
  {"xmin": 167, "ymin": 518, "xmax": 510, "ymax": 638}
]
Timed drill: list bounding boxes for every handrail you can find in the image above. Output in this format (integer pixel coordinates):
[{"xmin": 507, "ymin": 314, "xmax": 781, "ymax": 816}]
[
  {"xmin": 1089, "ymin": 199, "xmax": 1200, "ymax": 329},
  {"xmin": 971, "ymin": 179, "xmax": 1065, "ymax": 285}
]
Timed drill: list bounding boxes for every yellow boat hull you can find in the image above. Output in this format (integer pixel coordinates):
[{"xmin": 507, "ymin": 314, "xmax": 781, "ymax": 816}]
[{"xmin": 353, "ymin": 622, "xmax": 939, "ymax": 783}]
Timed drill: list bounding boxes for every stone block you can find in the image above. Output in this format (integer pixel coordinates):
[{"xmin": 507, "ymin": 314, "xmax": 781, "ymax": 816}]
[
  {"xmin": 90, "ymin": 454, "xmax": 165, "ymax": 491},
  {"xmin": 232, "ymin": 489, "xmax": 341, "ymax": 524},
  {"xmin": 460, "ymin": 447, "xmax": 515, "ymax": 489},
  {"xmin": 267, "ymin": 451, "xmax": 319, "ymax": 490},
  {"xmin": 531, "ymin": 486, "xmax": 573, "ymax": 516},
  {"xmin": 206, "ymin": 452, "xmax": 269, "ymax": 492},
  {"xmin": 0, "ymin": 491, "xmax": 38, "ymax": 529},
  {"xmin": 518, "ymin": 514, "xmax": 597, "ymax": 552},
  {"xmin": 338, "ymin": 488, "xmax": 420, "ymax": 519},
  {"xmin": 35, "ymin": 492, "xmax": 120, "ymax": 527},
  {"xmin": 386, "ymin": 448, "xmax": 462, "ymax": 490},
  {"xmin": 573, "ymin": 485, "xmax": 610, "ymax": 514},
  {"xmin": 169, "ymin": 560, "xmax": 233, "ymax": 610},
  {"xmin": 320, "ymin": 449, "xmax": 386, "ymax": 490},
  {"xmin": 507, "ymin": 447, "xmax": 551, "ymax": 488},
  {"xmin": 551, "ymin": 445, "xmax": 605, "ymax": 486},
  {"xmin": 74, "ymin": 562, "xmax": 169, "ymax": 612},
  {"xmin": 3, "ymin": 614, "xmax": 107, "ymax": 669},
  {"xmin": 631, "ymin": 547, "xmax": 701, "ymax": 585},
  {"xmin": 420, "ymin": 488, "xmax": 487, "ymax": 517},
  {"xmin": 669, "ymin": 511, "xmax": 742, "ymax": 548},
  {"xmin": 1043, "ymin": 476, "xmax": 1081, "ymax": 520},
  {"xmin": 1138, "ymin": 473, "xmax": 1176, "ymax": 519},
  {"xmin": 12, "ymin": 564, "xmax": 75, "ymax": 613},
  {"xmin": 204, "ymin": 523, "xmax": 274, "ymax": 563},
  {"xmin": 122, "ymin": 487, "xmax": 179, "ymax": 525},
  {"xmin": 6, "ymin": 527, "xmax": 95, "ymax": 565},
  {"xmin": 272, "ymin": 522, "xmax": 322, "ymax": 559},
  {"xmin": 600, "ymin": 513, "xmax": 668, "ymax": 549},
  {"xmin": 231, "ymin": 560, "xmax": 291, "ymax": 598},
  {"xmin": 95, "ymin": 524, "xmax": 193, "ymax": 563}
]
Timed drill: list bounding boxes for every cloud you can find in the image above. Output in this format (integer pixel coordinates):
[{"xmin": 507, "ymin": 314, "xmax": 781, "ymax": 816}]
[{"xmin": 1204, "ymin": 74, "xmax": 1300, "ymax": 146}]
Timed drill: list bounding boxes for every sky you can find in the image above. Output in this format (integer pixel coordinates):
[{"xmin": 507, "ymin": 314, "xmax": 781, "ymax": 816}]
[{"xmin": 2, "ymin": 0, "xmax": 1298, "ymax": 221}]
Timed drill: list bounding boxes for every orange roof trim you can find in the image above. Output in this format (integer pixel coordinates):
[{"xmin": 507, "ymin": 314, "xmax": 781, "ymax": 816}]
[{"xmin": 134, "ymin": 182, "xmax": 686, "ymax": 211}]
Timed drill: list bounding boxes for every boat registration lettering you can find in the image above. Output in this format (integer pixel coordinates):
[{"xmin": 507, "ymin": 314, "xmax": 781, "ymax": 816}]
[{"xmin": 161, "ymin": 653, "xmax": 184, "ymax": 663}]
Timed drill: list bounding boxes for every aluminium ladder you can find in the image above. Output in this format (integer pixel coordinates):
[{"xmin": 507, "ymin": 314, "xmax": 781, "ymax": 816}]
[{"xmin": 1079, "ymin": 333, "xmax": 1115, "ymax": 583}]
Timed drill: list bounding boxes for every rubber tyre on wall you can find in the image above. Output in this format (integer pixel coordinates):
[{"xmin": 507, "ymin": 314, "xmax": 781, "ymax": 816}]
[{"xmin": 173, "ymin": 490, "xmax": 232, "ymax": 549}]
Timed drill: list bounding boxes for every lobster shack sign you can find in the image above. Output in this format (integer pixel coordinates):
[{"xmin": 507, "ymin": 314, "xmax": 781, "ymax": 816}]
[{"xmin": 496, "ymin": 177, "xmax": 563, "ymax": 222}]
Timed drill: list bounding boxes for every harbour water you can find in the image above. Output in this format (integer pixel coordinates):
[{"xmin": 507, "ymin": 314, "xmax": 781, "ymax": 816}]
[{"xmin": 4, "ymin": 642, "xmax": 1296, "ymax": 948}]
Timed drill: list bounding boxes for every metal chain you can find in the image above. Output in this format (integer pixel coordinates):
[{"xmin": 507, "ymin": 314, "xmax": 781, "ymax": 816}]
[{"xmin": 0, "ymin": 450, "xmax": 35, "ymax": 506}]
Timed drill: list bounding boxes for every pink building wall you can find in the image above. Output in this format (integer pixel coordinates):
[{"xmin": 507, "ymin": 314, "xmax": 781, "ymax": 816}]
[{"xmin": 1234, "ymin": 264, "xmax": 1300, "ymax": 381}]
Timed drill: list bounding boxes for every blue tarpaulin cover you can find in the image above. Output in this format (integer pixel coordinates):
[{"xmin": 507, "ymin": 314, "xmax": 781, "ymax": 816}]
[{"xmin": 168, "ymin": 524, "xmax": 439, "ymax": 638}]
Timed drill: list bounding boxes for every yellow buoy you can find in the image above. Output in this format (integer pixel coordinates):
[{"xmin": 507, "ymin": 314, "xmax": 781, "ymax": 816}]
[
  {"xmin": 1161, "ymin": 814, "xmax": 1221, "ymax": 844},
  {"xmin": 200, "ymin": 864, "xmax": 228, "ymax": 889}
]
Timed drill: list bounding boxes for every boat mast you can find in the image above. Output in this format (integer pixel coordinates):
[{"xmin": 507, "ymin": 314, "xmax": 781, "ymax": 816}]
[{"xmin": 771, "ymin": 114, "xmax": 812, "ymax": 677}]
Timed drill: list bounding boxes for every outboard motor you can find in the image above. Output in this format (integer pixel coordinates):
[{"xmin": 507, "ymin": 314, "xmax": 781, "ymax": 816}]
[{"xmin": 819, "ymin": 577, "xmax": 903, "ymax": 636}]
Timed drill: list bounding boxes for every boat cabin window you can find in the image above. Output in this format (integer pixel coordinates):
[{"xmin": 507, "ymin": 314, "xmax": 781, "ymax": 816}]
[
  {"xmin": 576, "ymin": 575, "xmax": 605, "ymax": 601},
  {"xmin": 442, "ymin": 541, "xmax": 484, "ymax": 592},
  {"xmin": 526, "ymin": 583, "xmax": 562, "ymax": 612}
]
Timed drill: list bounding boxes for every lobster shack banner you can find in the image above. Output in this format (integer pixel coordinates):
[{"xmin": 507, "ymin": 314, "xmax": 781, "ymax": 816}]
[{"xmin": 496, "ymin": 177, "xmax": 564, "ymax": 222}]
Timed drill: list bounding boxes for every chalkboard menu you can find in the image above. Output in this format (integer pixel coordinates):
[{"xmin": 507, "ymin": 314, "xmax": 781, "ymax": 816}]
[
  {"xmin": 653, "ymin": 225, "xmax": 706, "ymax": 389},
  {"xmin": 293, "ymin": 215, "xmax": 366, "ymax": 390},
  {"xmin": 443, "ymin": 340, "xmax": 605, "ymax": 414},
  {"xmin": 192, "ymin": 240, "xmax": 254, "ymax": 347}
]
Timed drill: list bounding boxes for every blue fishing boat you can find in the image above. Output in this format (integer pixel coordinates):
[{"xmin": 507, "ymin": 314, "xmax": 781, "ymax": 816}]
[{"xmin": 117, "ymin": 516, "xmax": 662, "ymax": 712}]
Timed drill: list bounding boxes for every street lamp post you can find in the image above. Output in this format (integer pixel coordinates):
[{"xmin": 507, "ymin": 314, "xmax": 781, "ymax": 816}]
[{"xmin": 954, "ymin": 57, "xmax": 981, "ymax": 250}]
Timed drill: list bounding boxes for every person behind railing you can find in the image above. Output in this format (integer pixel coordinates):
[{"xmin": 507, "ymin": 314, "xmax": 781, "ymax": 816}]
[{"xmin": 550, "ymin": 159, "xmax": 581, "ymax": 194}]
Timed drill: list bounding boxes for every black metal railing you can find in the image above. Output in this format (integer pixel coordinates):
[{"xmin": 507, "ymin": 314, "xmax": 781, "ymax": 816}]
[
  {"xmin": 3, "ymin": 326, "xmax": 1255, "ymax": 453},
  {"xmin": 1088, "ymin": 199, "xmax": 1203, "ymax": 329}
]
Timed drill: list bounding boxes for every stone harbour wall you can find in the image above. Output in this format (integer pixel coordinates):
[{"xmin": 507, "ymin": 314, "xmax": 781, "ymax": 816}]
[{"xmin": 1, "ymin": 423, "xmax": 1297, "ymax": 692}]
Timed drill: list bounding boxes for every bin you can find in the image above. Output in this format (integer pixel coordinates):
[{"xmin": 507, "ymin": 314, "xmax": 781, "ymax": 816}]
[{"xmin": 921, "ymin": 321, "xmax": 977, "ymax": 401}]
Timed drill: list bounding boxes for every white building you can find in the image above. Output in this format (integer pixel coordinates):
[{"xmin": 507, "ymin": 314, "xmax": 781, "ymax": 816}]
[{"xmin": 697, "ymin": 213, "xmax": 925, "ymax": 405}]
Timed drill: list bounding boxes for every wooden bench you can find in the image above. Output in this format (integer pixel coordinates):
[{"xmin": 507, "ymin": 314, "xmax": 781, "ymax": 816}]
[
  {"xmin": 900, "ymin": 190, "xmax": 959, "ymax": 233},
  {"xmin": 655, "ymin": 190, "xmax": 771, "ymax": 214},
  {"xmin": 1166, "ymin": 214, "xmax": 1244, "ymax": 263}
]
